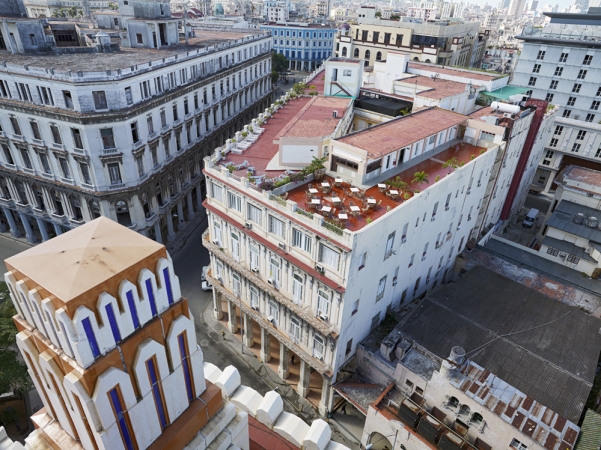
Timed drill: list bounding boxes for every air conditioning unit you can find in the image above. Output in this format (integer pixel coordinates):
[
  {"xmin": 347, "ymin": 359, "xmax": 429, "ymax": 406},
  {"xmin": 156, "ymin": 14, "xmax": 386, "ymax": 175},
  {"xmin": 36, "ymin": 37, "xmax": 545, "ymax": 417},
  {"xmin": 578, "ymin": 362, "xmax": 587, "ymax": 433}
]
[
  {"xmin": 315, "ymin": 353, "xmax": 324, "ymax": 361},
  {"xmin": 431, "ymin": 216, "xmax": 436, "ymax": 221},
  {"xmin": 457, "ymin": 225, "xmax": 461, "ymax": 230},
  {"xmin": 278, "ymin": 242, "xmax": 286, "ymax": 251},
  {"xmin": 445, "ymin": 206, "xmax": 450, "ymax": 211},
  {"xmin": 503, "ymin": 113, "xmax": 512, "ymax": 118},
  {"xmin": 467, "ymin": 189, "xmax": 471, "ymax": 195},
  {"xmin": 559, "ymin": 252, "xmax": 567, "ymax": 258},
  {"xmin": 212, "ymin": 240, "xmax": 220, "ymax": 245},
  {"xmin": 252, "ymin": 305, "xmax": 259, "ymax": 311},
  {"xmin": 319, "ymin": 314, "xmax": 329, "ymax": 321},
  {"xmin": 267, "ymin": 277, "xmax": 275, "ymax": 285},
  {"xmin": 315, "ymin": 265, "xmax": 325, "ymax": 274},
  {"xmin": 435, "ymin": 241, "xmax": 440, "ymax": 248},
  {"xmin": 216, "ymin": 276, "xmax": 223, "ymax": 283},
  {"xmin": 245, "ymin": 222, "xmax": 252, "ymax": 229},
  {"xmin": 251, "ymin": 267, "xmax": 259, "ymax": 273},
  {"xmin": 268, "ymin": 316, "xmax": 274, "ymax": 322}
]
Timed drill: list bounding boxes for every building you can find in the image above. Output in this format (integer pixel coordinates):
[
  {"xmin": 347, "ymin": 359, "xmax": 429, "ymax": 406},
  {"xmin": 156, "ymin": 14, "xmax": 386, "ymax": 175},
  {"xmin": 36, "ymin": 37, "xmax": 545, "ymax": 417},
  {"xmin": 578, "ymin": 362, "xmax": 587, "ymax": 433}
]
[
  {"xmin": 261, "ymin": 23, "xmax": 336, "ymax": 71},
  {"xmin": 512, "ymin": 10, "xmax": 601, "ymax": 193},
  {"xmin": 264, "ymin": 0, "xmax": 288, "ymax": 22},
  {"xmin": 538, "ymin": 165, "xmax": 601, "ymax": 277},
  {"xmin": 2, "ymin": 216, "xmax": 353, "ymax": 450},
  {"xmin": 351, "ymin": 265, "xmax": 601, "ymax": 450},
  {"xmin": 23, "ymin": 0, "xmax": 110, "ymax": 18},
  {"xmin": 508, "ymin": 0, "xmax": 527, "ymax": 16},
  {"xmin": 0, "ymin": 0, "xmax": 273, "ymax": 245},
  {"xmin": 2, "ymin": 217, "xmax": 241, "ymax": 449},
  {"xmin": 335, "ymin": 11, "xmax": 490, "ymax": 68},
  {"xmin": 200, "ymin": 67, "xmax": 545, "ymax": 416}
]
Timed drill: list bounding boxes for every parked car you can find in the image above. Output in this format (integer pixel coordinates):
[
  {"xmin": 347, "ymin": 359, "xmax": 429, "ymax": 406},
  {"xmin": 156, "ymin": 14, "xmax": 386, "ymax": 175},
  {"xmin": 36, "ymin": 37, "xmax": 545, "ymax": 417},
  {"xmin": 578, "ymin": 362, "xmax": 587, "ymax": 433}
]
[
  {"xmin": 201, "ymin": 266, "xmax": 213, "ymax": 291},
  {"xmin": 522, "ymin": 208, "xmax": 539, "ymax": 228}
]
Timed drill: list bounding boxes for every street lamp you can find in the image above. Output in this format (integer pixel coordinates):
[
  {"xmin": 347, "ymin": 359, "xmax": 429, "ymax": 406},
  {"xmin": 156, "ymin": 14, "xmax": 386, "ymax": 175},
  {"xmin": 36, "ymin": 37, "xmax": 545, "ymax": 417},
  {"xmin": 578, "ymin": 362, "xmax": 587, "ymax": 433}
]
[{"xmin": 365, "ymin": 430, "xmax": 401, "ymax": 450}]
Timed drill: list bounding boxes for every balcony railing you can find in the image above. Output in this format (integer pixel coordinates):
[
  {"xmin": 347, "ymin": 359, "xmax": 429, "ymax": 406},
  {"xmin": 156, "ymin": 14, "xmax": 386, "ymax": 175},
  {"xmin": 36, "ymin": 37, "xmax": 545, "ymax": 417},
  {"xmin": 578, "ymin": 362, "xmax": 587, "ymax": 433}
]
[
  {"xmin": 202, "ymin": 230, "xmax": 336, "ymax": 338},
  {"xmin": 208, "ymin": 272, "xmax": 333, "ymax": 376}
]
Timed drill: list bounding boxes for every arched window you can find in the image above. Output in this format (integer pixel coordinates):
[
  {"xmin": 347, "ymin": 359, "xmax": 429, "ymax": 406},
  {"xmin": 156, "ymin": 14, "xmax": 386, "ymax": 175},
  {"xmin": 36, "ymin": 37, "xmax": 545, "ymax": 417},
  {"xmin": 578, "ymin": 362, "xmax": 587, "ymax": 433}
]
[
  {"xmin": 51, "ymin": 190, "xmax": 64, "ymax": 216},
  {"xmin": 448, "ymin": 396, "xmax": 459, "ymax": 408},
  {"xmin": 115, "ymin": 200, "xmax": 132, "ymax": 227},
  {"xmin": 32, "ymin": 184, "xmax": 45, "ymax": 211},
  {"xmin": 341, "ymin": 47, "xmax": 347, "ymax": 57},
  {"xmin": 425, "ymin": 59, "xmax": 432, "ymax": 63},
  {"xmin": 376, "ymin": 51, "xmax": 382, "ymax": 61},
  {"xmin": 155, "ymin": 182, "xmax": 164, "ymax": 206},
  {"xmin": 354, "ymin": 48, "xmax": 359, "ymax": 57},
  {"xmin": 142, "ymin": 192, "xmax": 151, "ymax": 218},
  {"xmin": 365, "ymin": 49, "xmax": 371, "ymax": 61},
  {"xmin": 413, "ymin": 57, "xmax": 419, "ymax": 61},
  {"xmin": 89, "ymin": 199, "xmax": 101, "ymax": 219},
  {"xmin": 459, "ymin": 404, "xmax": 471, "ymax": 417},
  {"xmin": 471, "ymin": 412, "xmax": 483, "ymax": 425},
  {"xmin": 14, "ymin": 180, "xmax": 28, "ymax": 205},
  {"xmin": 69, "ymin": 195, "xmax": 83, "ymax": 220}
]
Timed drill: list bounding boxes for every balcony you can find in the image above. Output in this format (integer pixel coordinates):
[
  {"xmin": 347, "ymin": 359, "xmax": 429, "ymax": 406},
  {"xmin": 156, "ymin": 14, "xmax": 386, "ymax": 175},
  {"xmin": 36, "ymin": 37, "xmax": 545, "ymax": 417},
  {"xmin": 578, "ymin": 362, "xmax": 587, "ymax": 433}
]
[
  {"xmin": 207, "ymin": 270, "xmax": 333, "ymax": 376},
  {"xmin": 202, "ymin": 230, "xmax": 337, "ymax": 339}
]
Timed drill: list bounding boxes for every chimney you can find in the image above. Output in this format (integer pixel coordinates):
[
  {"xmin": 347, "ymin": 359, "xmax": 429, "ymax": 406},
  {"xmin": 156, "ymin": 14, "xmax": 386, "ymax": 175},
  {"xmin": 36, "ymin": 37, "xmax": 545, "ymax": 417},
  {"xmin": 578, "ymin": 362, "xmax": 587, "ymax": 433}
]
[{"xmin": 440, "ymin": 346, "xmax": 465, "ymax": 379}]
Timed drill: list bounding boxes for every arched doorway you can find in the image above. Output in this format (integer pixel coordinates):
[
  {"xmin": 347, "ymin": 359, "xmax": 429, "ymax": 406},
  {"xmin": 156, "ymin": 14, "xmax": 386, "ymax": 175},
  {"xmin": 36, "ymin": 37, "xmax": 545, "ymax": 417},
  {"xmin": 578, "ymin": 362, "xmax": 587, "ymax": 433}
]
[
  {"xmin": 376, "ymin": 51, "xmax": 382, "ymax": 61},
  {"xmin": 115, "ymin": 200, "xmax": 132, "ymax": 227},
  {"xmin": 354, "ymin": 48, "xmax": 359, "ymax": 57},
  {"xmin": 342, "ymin": 47, "xmax": 347, "ymax": 57},
  {"xmin": 367, "ymin": 432, "xmax": 394, "ymax": 450}
]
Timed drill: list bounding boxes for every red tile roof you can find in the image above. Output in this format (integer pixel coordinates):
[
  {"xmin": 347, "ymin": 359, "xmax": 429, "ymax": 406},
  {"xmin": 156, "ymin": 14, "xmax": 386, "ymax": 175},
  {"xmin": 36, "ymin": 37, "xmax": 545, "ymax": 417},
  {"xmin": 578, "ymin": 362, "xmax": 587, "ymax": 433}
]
[
  {"xmin": 249, "ymin": 416, "xmax": 299, "ymax": 450},
  {"xmin": 336, "ymin": 107, "xmax": 468, "ymax": 158},
  {"xmin": 277, "ymin": 96, "xmax": 351, "ymax": 139}
]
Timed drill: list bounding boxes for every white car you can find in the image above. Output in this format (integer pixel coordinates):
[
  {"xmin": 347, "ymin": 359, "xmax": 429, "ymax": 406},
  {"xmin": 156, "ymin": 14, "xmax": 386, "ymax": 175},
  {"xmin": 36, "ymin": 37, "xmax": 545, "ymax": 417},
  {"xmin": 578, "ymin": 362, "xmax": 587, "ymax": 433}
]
[{"xmin": 201, "ymin": 266, "xmax": 213, "ymax": 291}]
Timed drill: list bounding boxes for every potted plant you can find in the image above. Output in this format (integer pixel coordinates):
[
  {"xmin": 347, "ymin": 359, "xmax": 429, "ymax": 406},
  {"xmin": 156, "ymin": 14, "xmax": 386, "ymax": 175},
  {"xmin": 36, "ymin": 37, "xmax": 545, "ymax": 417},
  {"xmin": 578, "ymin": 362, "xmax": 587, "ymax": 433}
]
[
  {"xmin": 412, "ymin": 171, "xmax": 429, "ymax": 190},
  {"xmin": 307, "ymin": 156, "xmax": 327, "ymax": 181}
]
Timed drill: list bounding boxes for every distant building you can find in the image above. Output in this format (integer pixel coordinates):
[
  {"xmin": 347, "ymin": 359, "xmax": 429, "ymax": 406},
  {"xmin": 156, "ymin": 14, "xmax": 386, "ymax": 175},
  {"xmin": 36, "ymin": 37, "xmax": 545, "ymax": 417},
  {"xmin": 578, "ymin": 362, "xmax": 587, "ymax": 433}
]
[
  {"xmin": 508, "ymin": 0, "xmax": 527, "ymax": 16},
  {"xmin": 264, "ymin": 0, "xmax": 288, "ymax": 21},
  {"xmin": 261, "ymin": 22, "xmax": 336, "ymax": 70}
]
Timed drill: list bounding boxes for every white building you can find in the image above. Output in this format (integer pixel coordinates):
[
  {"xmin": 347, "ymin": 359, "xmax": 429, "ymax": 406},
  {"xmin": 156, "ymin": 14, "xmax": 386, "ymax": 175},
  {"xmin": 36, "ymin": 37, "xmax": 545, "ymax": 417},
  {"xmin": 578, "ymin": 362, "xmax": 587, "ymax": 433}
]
[
  {"xmin": 264, "ymin": 0, "xmax": 288, "ymax": 21},
  {"xmin": 200, "ymin": 67, "xmax": 544, "ymax": 416},
  {"xmin": 512, "ymin": 10, "xmax": 601, "ymax": 194},
  {"xmin": 0, "ymin": 0, "xmax": 273, "ymax": 245}
]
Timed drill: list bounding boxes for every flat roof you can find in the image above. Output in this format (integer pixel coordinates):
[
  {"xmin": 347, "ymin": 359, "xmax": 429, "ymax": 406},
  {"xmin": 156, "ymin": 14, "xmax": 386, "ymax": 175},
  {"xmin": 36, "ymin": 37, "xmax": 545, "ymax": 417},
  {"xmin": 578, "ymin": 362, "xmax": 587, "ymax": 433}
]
[
  {"xmin": 561, "ymin": 165, "xmax": 601, "ymax": 187},
  {"xmin": 336, "ymin": 107, "xmax": 467, "ymax": 158},
  {"xmin": 399, "ymin": 265, "xmax": 601, "ymax": 423},
  {"xmin": 407, "ymin": 61, "xmax": 501, "ymax": 81},
  {"xmin": 547, "ymin": 200, "xmax": 601, "ymax": 244},
  {"xmin": 0, "ymin": 30, "xmax": 260, "ymax": 72},
  {"xmin": 5, "ymin": 217, "xmax": 166, "ymax": 305},
  {"xmin": 277, "ymin": 96, "xmax": 351, "ymax": 139},
  {"xmin": 482, "ymin": 85, "xmax": 529, "ymax": 100},
  {"xmin": 403, "ymin": 75, "xmax": 471, "ymax": 100}
]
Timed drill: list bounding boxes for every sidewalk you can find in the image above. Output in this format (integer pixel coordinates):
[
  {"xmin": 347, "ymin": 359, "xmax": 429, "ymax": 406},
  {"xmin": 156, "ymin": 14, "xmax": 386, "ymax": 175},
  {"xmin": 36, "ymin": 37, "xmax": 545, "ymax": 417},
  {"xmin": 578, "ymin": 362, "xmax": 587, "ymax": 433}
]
[
  {"xmin": 166, "ymin": 208, "xmax": 208, "ymax": 257},
  {"xmin": 200, "ymin": 299, "xmax": 361, "ymax": 449}
]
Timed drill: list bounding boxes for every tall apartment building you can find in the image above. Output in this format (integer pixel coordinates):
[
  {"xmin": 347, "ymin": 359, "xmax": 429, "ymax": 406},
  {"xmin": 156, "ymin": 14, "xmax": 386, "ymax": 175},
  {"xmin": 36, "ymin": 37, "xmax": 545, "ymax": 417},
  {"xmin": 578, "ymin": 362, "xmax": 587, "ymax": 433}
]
[
  {"xmin": 261, "ymin": 23, "xmax": 336, "ymax": 71},
  {"xmin": 200, "ymin": 64, "xmax": 546, "ymax": 416},
  {"xmin": 0, "ymin": 0, "xmax": 273, "ymax": 245},
  {"xmin": 264, "ymin": 0, "xmax": 289, "ymax": 22},
  {"xmin": 335, "ymin": 7, "xmax": 489, "ymax": 68},
  {"xmin": 512, "ymin": 10, "xmax": 601, "ymax": 193}
]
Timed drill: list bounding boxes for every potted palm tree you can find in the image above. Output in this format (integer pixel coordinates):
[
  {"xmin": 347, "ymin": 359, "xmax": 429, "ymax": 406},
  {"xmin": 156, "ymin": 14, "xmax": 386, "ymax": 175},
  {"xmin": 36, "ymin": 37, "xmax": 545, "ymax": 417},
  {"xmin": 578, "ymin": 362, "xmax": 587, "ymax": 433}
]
[
  {"xmin": 412, "ymin": 171, "xmax": 429, "ymax": 192},
  {"xmin": 307, "ymin": 156, "xmax": 327, "ymax": 181}
]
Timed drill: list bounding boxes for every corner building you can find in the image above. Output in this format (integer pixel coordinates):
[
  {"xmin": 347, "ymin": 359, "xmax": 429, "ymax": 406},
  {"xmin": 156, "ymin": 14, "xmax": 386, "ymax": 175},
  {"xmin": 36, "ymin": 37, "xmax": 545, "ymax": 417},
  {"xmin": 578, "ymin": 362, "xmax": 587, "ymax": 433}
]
[{"xmin": 3, "ymin": 217, "xmax": 250, "ymax": 450}]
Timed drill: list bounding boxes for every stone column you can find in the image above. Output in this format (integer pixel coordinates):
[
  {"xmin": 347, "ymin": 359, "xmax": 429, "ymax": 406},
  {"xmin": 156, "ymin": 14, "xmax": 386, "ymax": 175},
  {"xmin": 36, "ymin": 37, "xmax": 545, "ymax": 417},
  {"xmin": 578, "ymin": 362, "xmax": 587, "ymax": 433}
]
[
  {"xmin": 195, "ymin": 184, "xmax": 203, "ymax": 209},
  {"xmin": 297, "ymin": 360, "xmax": 310, "ymax": 398},
  {"xmin": 36, "ymin": 218, "xmax": 50, "ymax": 241},
  {"xmin": 543, "ymin": 170, "xmax": 557, "ymax": 194},
  {"xmin": 19, "ymin": 213, "xmax": 37, "ymax": 243},
  {"xmin": 318, "ymin": 376, "xmax": 333, "ymax": 417},
  {"xmin": 243, "ymin": 313, "xmax": 254, "ymax": 347},
  {"xmin": 2, "ymin": 208, "xmax": 20, "ymax": 238},
  {"xmin": 227, "ymin": 299, "xmax": 238, "ymax": 333},
  {"xmin": 260, "ymin": 327, "xmax": 271, "ymax": 363},
  {"xmin": 177, "ymin": 201, "xmax": 185, "ymax": 231},
  {"xmin": 53, "ymin": 222, "xmax": 62, "ymax": 236},
  {"xmin": 278, "ymin": 344, "xmax": 289, "ymax": 380},
  {"xmin": 214, "ymin": 290, "xmax": 224, "ymax": 320},
  {"xmin": 154, "ymin": 222, "xmax": 163, "ymax": 244},
  {"xmin": 166, "ymin": 210, "xmax": 176, "ymax": 241},
  {"xmin": 186, "ymin": 192, "xmax": 195, "ymax": 220}
]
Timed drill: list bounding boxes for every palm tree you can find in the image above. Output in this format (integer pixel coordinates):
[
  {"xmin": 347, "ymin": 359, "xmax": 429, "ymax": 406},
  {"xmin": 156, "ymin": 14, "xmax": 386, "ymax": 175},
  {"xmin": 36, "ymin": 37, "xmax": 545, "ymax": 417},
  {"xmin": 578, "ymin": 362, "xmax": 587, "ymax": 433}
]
[
  {"xmin": 412, "ymin": 171, "xmax": 429, "ymax": 189},
  {"xmin": 385, "ymin": 176, "xmax": 408, "ymax": 191}
]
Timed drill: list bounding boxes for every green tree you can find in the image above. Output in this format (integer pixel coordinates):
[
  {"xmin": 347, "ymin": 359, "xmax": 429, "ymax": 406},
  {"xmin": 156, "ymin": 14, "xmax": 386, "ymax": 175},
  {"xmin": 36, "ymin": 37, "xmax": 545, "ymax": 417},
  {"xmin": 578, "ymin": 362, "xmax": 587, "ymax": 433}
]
[
  {"xmin": 292, "ymin": 81, "xmax": 307, "ymax": 96},
  {"xmin": 390, "ymin": 14, "xmax": 400, "ymax": 20},
  {"xmin": 0, "ymin": 282, "xmax": 33, "ymax": 396},
  {"xmin": 108, "ymin": 1, "xmax": 119, "ymax": 10},
  {"xmin": 412, "ymin": 171, "xmax": 429, "ymax": 189},
  {"xmin": 271, "ymin": 51, "xmax": 288, "ymax": 83},
  {"xmin": 375, "ymin": 11, "xmax": 382, "ymax": 17},
  {"xmin": 385, "ymin": 176, "xmax": 408, "ymax": 191}
]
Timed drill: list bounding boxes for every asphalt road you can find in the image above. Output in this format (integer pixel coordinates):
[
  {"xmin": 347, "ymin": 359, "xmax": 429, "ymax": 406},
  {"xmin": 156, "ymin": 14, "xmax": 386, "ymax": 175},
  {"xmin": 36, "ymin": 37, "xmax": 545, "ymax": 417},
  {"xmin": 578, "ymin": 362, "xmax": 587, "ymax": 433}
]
[{"xmin": 524, "ymin": 193, "xmax": 552, "ymax": 215}]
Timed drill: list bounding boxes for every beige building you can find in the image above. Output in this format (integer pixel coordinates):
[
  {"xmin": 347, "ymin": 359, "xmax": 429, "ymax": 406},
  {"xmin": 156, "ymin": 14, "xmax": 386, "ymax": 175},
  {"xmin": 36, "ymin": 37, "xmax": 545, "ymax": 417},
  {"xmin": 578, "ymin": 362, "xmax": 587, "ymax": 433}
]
[{"xmin": 335, "ymin": 12, "xmax": 489, "ymax": 68}]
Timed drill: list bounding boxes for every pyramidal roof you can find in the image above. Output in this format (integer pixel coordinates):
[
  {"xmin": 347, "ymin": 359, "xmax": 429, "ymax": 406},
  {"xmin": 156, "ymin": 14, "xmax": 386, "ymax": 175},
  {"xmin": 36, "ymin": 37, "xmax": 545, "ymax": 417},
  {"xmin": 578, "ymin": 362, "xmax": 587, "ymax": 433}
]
[{"xmin": 5, "ymin": 217, "xmax": 165, "ymax": 304}]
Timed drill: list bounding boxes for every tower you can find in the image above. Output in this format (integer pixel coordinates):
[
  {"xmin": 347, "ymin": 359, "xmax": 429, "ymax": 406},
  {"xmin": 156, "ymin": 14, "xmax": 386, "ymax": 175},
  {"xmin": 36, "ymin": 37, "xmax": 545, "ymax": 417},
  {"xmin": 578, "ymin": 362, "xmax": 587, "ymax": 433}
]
[{"xmin": 4, "ymin": 218, "xmax": 234, "ymax": 450}]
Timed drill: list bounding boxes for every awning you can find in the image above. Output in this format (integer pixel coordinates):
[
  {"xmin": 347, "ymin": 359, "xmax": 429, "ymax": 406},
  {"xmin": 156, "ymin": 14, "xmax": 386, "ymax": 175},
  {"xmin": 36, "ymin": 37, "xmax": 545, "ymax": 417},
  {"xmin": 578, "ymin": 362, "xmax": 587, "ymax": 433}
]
[{"xmin": 332, "ymin": 147, "xmax": 364, "ymax": 163}]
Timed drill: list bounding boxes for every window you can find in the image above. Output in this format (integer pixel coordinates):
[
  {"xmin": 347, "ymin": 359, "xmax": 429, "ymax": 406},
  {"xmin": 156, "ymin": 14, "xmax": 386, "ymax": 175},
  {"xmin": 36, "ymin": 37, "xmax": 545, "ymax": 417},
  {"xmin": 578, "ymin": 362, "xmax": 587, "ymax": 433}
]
[
  {"xmin": 249, "ymin": 243, "xmax": 259, "ymax": 270},
  {"xmin": 290, "ymin": 317, "xmax": 301, "ymax": 342},
  {"xmin": 135, "ymin": 155, "xmax": 144, "ymax": 177},
  {"xmin": 549, "ymin": 138, "xmax": 558, "ymax": 148},
  {"xmin": 553, "ymin": 67, "xmax": 563, "ymax": 76},
  {"xmin": 130, "ymin": 122, "xmax": 139, "ymax": 143},
  {"xmin": 549, "ymin": 80, "xmax": 558, "ymax": 89},
  {"xmin": 82, "ymin": 317, "xmax": 100, "ymax": 358},
  {"xmin": 2, "ymin": 145, "xmax": 14, "ymax": 165},
  {"xmin": 592, "ymin": 101, "xmax": 600, "ymax": 111},
  {"xmin": 532, "ymin": 63, "xmax": 540, "ymax": 73},
  {"xmin": 384, "ymin": 232, "xmax": 395, "ymax": 259},
  {"xmin": 586, "ymin": 114, "xmax": 595, "ymax": 122},
  {"xmin": 211, "ymin": 182, "xmax": 223, "ymax": 202},
  {"xmin": 30, "ymin": 121, "xmax": 41, "ymax": 140},
  {"xmin": 92, "ymin": 91, "xmax": 108, "ymax": 109},
  {"xmin": 50, "ymin": 124, "xmax": 62, "ymax": 144},
  {"xmin": 576, "ymin": 130, "xmax": 587, "ymax": 140},
  {"xmin": 250, "ymin": 286, "xmax": 259, "ymax": 308},
  {"xmin": 317, "ymin": 289, "xmax": 330, "ymax": 318},
  {"xmin": 510, "ymin": 439, "xmax": 528, "ymax": 450},
  {"xmin": 554, "ymin": 126, "xmax": 563, "ymax": 135},
  {"xmin": 146, "ymin": 357, "xmax": 169, "ymax": 429},
  {"xmin": 545, "ymin": 93, "xmax": 554, "ymax": 102},
  {"xmin": 232, "ymin": 272, "xmax": 241, "ymax": 296},
  {"xmin": 79, "ymin": 162, "xmax": 91, "ymax": 184},
  {"xmin": 292, "ymin": 273, "xmax": 304, "ymax": 304},
  {"xmin": 231, "ymin": 233, "xmax": 240, "ymax": 261},
  {"xmin": 313, "ymin": 335, "xmax": 324, "ymax": 358},
  {"xmin": 577, "ymin": 69, "xmax": 587, "ymax": 80},
  {"xmin": 71, "ymin": 128, "xmax": 83, "ymax": 149},
  {"xmin": 39, "ymin": 153, "xmax": 51, "ymax": 174},
  {"xmin": 319, "ymin": 244, "xmax": 340, "ymax": 269},
  {"xmin": 292, "ymin": 228, "xmax": 312, "ymax": 253},
  {"xmin": 559, "ymin": 52, "xmax": 568, "ymax": 62},
  {"xmin": 370, "ymin": 312, "xmax": 381, "ymax": 330},
  {"xmin": 20, "ymin": 148, "xmax": 32, "ymax": 169},
  {"xmin": 583, "ymin": 55, "xmax": 593, "ymax": 66},
  {"xmin": 573, "ymin": 83, "xmax": 582, "ymax": 93},
  {"xmin": 269, "ymin": 257, "xmax": 280, "ymax": 281},
  {"xmin": 160, "ymin": 109, "xmax": 167, "ymax": 128},
  {"xmin": 269, "ymin": 215, "xmax": 284, "ymax": 237},
  {"xmin": 37, "ymin": 86, "xmax": 54, "ymax": 106},
  {"xmin": 178, "ymin": 333, "xmax": 195, "ymax": 401},
  {"xmin": 247, "ymin": 203, "xmax": 262, "ymax": 224},
  {"xmin": 63, "ymin": 90, "xmax": 74, "ymax": 109},
  {"xmin": 268, "ymin": 300, "xmax": 279, "ymax": 325},
  {"xmin": 107, "ymin": 163, "xmax": 122, "ymax": 184},
  {"xmin": 58, "ymin": 157, "xmax": 71, "ymax": 179},
  {"xmin": 172, "ymin": 103, "xmax": 179, "ymax": 121},
  {"xmin": 376, "ymin": 276, "xmax": 386, "ymax": 301},
  {"xmin": 536, "ymin": 50, "xmax": 545, "ymax": 60},
  {"xmin": 571, "ymin": 143, "xmax": 581, "ymax": 153},
  {"xmin": 100, "ymin": 128, "xmax": 115, "ymax": 149},
  {"xmin": 567, "ymin": 97, "xmax": 576, "ymax": 106},
  {"xmin": 228, "ymin": 192, "xmax": 242, "ymax": 212},
  {"xmin": 358, "ymin": 252, "xmax": 366, "ymax": 270},
  {"xmin": 10, "ymin": 117, "xmax": 21, "ymax": 135},
  {"xmin": 562, "ymin": 109, "xmax": 571, "ymax": 118},
  {"xmin": 125, "ymin": 87, "xmax": 133, "ymax": 105}
]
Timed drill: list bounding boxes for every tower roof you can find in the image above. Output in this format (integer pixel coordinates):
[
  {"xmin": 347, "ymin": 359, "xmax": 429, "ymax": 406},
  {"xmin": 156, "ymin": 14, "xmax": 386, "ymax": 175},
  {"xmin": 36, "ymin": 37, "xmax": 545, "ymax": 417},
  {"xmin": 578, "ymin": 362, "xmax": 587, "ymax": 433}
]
[{"xmin": 5, "ymin": 217, "xmax": 166, "ymax": 314}]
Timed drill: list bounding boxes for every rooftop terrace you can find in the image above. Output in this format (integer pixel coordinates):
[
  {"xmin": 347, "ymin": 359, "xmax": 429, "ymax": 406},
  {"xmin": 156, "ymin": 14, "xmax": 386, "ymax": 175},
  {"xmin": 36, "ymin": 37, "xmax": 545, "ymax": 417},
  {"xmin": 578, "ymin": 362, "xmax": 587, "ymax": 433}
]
[{"xmin": 407, "ymin": 62, "xmax": 502, "ymax": 82}]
